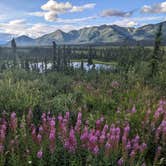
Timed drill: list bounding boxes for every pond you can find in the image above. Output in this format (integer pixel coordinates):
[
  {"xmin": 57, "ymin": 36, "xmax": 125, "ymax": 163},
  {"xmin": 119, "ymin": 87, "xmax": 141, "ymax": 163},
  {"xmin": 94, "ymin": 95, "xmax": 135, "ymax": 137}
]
[{"xmin": 30, "ymin": 61, "xmax": 116, "ymax": 72}]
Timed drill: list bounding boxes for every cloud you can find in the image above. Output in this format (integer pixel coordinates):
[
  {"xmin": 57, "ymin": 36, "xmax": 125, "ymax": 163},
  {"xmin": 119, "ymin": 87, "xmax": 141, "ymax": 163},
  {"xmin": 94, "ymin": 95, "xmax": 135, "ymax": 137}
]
[
  {"xmin": 70, "ymin": 3, "xmax": 96, "ymax": 13},
  {"xmin": 41, "ymin": 0, "xmax": 72, "ymax": 14},
  {"xmin": 0, "ymin": 19, "xmax": 83, "ymax": 38},
  {"xmin": 141, "ymin": 1, "xmax": 166, "ymax": 14},
  {"xmin": 56, "ymin": 16, "xmax": 97, "ymax": 24},
  {"xmin": 110, "ymin": 16, "xmax": 165, "ymax": 27},
  {"xmin": 112, "ymin": 19, "xmax": 138, "ymax": 27},
  {"xmin": 30, "ymin": 0, "xmax": 96, "ymax": 22},
  {"xmin": 0, "ymin": 19, "xmax": 28, "ymax": 35},
  {"xmin": 101, "ymin": 9, "xmax": 134, "ymax": 17},
  {"xmin": 28, "ymin": 12, "xmax": 45, "ymax": 17}
]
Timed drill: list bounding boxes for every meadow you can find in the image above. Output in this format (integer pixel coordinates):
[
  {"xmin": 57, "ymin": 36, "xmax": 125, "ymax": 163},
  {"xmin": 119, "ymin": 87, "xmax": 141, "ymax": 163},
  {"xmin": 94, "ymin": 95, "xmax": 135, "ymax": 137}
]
[{"xmin": 0, "ymin": 34, "xmax": 166, "ymax": 165}]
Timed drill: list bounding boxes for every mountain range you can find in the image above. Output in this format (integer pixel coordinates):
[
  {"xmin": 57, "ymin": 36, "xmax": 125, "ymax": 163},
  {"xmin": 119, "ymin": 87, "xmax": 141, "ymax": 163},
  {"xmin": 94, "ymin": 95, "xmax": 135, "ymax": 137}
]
[{"xmin": 4, "ymin": 21, "xmax": 166, "ymax": 46}]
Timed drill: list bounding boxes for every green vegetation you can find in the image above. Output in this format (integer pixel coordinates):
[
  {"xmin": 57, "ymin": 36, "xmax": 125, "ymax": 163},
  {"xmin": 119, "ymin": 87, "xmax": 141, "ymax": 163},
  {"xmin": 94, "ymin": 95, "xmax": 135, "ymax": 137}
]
[{"xmin": 0, "ymin": 26, "xmax": 165, "ymax": 165}]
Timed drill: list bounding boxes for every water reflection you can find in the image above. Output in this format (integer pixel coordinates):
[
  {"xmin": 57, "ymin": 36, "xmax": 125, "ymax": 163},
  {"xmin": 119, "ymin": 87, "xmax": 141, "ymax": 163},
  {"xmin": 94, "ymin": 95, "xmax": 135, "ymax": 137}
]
[{"xmin": 30, "ymin": 62, "xmax": 114, "ymax": 72}]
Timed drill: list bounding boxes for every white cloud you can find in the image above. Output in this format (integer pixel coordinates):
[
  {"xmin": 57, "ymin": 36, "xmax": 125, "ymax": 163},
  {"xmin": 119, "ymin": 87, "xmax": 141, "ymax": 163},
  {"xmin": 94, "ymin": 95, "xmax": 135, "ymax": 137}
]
[
  {"xmin": 101, "ymin": 9, "xmax": 134, "ymax": 17},
  {"xmin": 112, "ymin": 19, "xmax": 138, "ymax": 27},
  {"xmin": 44, "ymin": 11, "xmax": 58, "ymax": 21},
  {"xmin": 110, "ymin": 16, "xmax": 164, "ymax": 27},
  {"xmin": 141, "ymin": 1, "xmax": 166, "ymax": 14},
  {"xmin": 56, "ymin": 16, "xmax": 97, "ymax": 24},
  {"xmin": 133, "ymin": 16, "xmax": 164, "ymax": 22},
  {"xmin": 30, "ymin": 0, "xmax": 96, "ymax": 22},
  {"xmin": 0, "ymin": 19, "xmax": 28, "ymax": 35},
  {"xmin": 28, "ymin": 12, "xmax": 45, "ymax": 17},
  {"xmin": 70, "ymin": 3, "xmax": 96, "ymax": 13},
  {"xmin": 41, "ymin": 0, "xmax": 72, "ymax": 12},
  {"xmin": 0, "ymin": 19, "xmax": 84, "ymax": 38}
]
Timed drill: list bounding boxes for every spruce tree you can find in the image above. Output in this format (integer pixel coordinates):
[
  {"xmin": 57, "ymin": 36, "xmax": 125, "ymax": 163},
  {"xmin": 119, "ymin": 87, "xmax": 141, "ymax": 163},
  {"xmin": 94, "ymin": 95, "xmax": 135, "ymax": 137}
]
[
  {"xmin": 52, "ymin": 41, "xmax": 57, "ymax": 71},
  {"xmin": 88, "ymin": 46, "xmax": 93, "ymax": 66},
  {"xmin": 11, "ymin": 38, "xmax": 17, "ymax": 67},
  {"xmin": 151, "ymin": 23, "xmax": 163, "ymax": 77}
]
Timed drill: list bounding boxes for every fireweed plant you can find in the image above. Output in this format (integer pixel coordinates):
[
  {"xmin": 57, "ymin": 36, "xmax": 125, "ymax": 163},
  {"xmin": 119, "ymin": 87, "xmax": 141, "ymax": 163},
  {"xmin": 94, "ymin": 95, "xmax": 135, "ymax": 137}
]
[{"xmin": 0, "ymin": 100, "xmax": 165, "ymax": 166}]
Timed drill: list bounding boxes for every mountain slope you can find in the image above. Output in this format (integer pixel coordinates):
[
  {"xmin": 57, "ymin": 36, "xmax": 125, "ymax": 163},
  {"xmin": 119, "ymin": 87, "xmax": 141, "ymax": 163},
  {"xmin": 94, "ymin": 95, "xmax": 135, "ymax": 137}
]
[
  {"xmin": 5, "ymin": 21, "xmax": 166, "ymax": 46},
  {"xmin": 35, "ymin": 21, "xmax": 165, "ymax": 45},
  {"xmin": 6, "ymin": 35, "xmax": 35, "ymax": 46}
]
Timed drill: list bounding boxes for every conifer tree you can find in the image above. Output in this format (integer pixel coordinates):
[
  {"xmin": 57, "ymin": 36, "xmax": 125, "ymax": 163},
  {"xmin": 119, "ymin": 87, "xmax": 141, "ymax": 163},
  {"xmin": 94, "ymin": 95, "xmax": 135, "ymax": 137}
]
[
  {"xmin": 88, "ymin": 46, "xmax": 93, "ymax": 65},
  {"xmin": 151, "ymin": 23, "xmax": 163, "ymax": 77},
  {"xmin": 52, "ymin": 41, "xmax": 57, "ymax": 71},
  {"xmin": 11, "ymin": 38, "xmax": 17, "ymax": 67}
]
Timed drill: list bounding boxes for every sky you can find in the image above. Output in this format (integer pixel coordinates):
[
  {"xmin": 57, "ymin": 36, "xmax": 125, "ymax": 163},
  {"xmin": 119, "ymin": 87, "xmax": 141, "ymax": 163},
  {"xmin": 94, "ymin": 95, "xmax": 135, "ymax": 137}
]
[{"xmin": 0, "ymin": 0, "xmax": 166, "ymax": 38}]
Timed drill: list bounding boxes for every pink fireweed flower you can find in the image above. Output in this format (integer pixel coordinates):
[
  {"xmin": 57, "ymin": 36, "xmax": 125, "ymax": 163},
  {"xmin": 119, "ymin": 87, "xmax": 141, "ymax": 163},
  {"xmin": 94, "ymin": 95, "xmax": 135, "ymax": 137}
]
[
  {"xmin": 63, "ymin": 118, "xmax": 68, "ymax": 125},
  {"xmin": 129, "ymin": 150, "xmax": 137, "ymax": 165},
  {"xmin": 37, "ymin": 149, "xmax": 43, "ymax": 159},
  {"xmin": 75, "ymin": 119, "xmax": 82, "ymax": 133},
  {"xmin": 114, "ymin": 134, "xmax": 120, "ymax": 149},
  {"xmin": 133, "ymin": 142, "xmax": 139, "ymax": 151},
  {"xmin": 49, "ymin": 118, "xmax": 55, "ymax": 129},
  {"xmin": 0, "ymin": 124, "xmax": 6, "ymax": 143},
  {"xmin": 49, "ymin": 130, "xmax": 56, "ymax": 142},
  {"xmin": 102, "ymin": 124, "xmax": 109, "ymax": 133},
  {"xmin": 154, "ymin": 103, "xmax": 165, "ymax": 121},
  {"xmin": 77, "ymin": 112, "xmax": 82, "ymax": 120},
  {"xmin": 39, "ymin": 126, "xmax": 44, "ymax": 134},
  {"xmin": 85, "ymin": 120, "xmax": 89, "ymax": 126},
  {"xmin": 64, "ymin": 112, "xmax": 70, "ymax": 120},
  {"xmin": 27, "ymin": 109, "xmax": 33, "ymax": 125},
  {"xmin": 155, "ymin": 126, "xmax": 161, "ymax": 142},
  {"xmin": 80, "ymin": 126, "xmax": 89, "ymax": 143},
  {"xmin": 0, "ymin": 144, "xmax": 4, "ymax": 153},
  {"xmin": 134, "ymin": 135, "xmax": 140, "ymax": 142},
  {"xmin": 89, "ymin": 133, "xmax": 97, "ymax": 145},
  {"xmin": 116, "ymin": 108, "xmax": 121, "ymax": 113},
  {"xmin": 105, "ymin": 141, "xmax": 112, "ymax": 156},
  {"xmin": 126, "ymin": 141, "xmax": 131, "ymax": 151},
  {"xmin": 37, "ymin": 134, "xmax": 42, "ymax": 145},
  {"xmin": 115, "ymin": 127, "xmax": 121, "ymax": 135},
  {"xmin": 105, "ymin": 142, "xmax": 111, "ymax": 150},
  {"xmin": 96, "ymin": 119, "xmax": 101, "ymax": 129},
  {"xmin": 49, "ymin": 129, "xmax": 56, "ymax": 153},
  {"xmin": 154, "ymin": 146, "xmax": 162, "ymax": 163},
  {"xmin": 111, "ymin": 81, "xmax": 119, "ymax": 88},
  {"xmin": 131, "ymin": 105, "xmax": 136, "ymax": 114},
  {"xmin": 100, "ymin": 116, "xmax": 104, "ymax": 123},
  {"xmin": 144, "ymin": 109, "xmax": 151, "ymax": 124},
  {"xmin": 117, "ymin": 158, "xmax": 124, "ymax": 166},
  {"xmin": 99, "ymin": 134, "xmax": 106, "ymax": 145},
  {"xmin": 47, "ymin": 112, "xmax": 51, "ymax": 122},
  {"xmin": 140, "ymin": 143, "xmax": 147, "ymax": 153},
  {"xmin": 10, "ymin": 112, "xmax": 17, "ymax": 132},
  {"xmin": 9, "ymin": 139, "xmax": 17, "ymax": 151},
  {"xmin": 124, "ymin": 124, "xmax": 130, "ymax": 136},
  {"xmin": 122, "ymin": 135, "xmax": 127, "ymax": 149},
  {"xmin": 41, "ymin": 113, "xmax": 46, "ymax": 121},
  {"xmin": 58, "ymin": 115, "xmax": 63, "ymax": 122},
  {"xmin": 92, "ymin": 145, "xmax": 99, "ymax": 155},
  {"xmin": 88, "ymin": 132, "xmax": 98, "ymax": 151},
  {"xmin": 95, "ymin": 130, "xmax": 101, "ymax": 137},
  {"xmin": 110, "ymin": 124, "xmax": 115, "ymax": 133},
  {"xmin": 130, "ymin": 150, "xmax": 136, "ymax": 160},
  {"xmin": 31, "ymin": 127, "xmax": 36, "ymax": 142},
  {"xmin": 110, "ymin": 135, "xmax": 116, "ymax": 144},
  {"xmin": 64, "ymin": 128, "xmax": 77, "ymax": 153}
]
